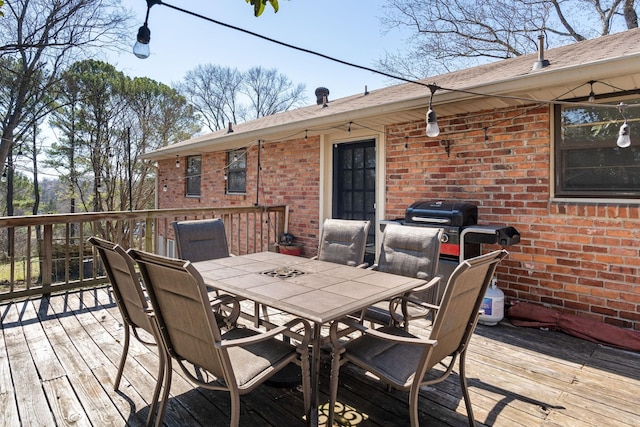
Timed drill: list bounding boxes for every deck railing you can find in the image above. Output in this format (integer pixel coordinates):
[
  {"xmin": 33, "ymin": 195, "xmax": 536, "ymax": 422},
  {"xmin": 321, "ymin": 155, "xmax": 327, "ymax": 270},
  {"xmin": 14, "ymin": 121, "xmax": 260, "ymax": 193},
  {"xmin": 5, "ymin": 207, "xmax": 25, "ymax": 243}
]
[{"xmin": 0, "ymin": 205, "xmax": 288, "ymax": 301}]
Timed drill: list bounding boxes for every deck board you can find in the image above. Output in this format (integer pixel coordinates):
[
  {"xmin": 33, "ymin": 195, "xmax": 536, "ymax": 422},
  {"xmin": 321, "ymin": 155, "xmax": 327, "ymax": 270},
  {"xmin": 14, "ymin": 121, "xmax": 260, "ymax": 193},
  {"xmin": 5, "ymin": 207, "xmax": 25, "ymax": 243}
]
[{"xmin": 1, "ymin": 286, "xmax": 640, "ymax": 426}]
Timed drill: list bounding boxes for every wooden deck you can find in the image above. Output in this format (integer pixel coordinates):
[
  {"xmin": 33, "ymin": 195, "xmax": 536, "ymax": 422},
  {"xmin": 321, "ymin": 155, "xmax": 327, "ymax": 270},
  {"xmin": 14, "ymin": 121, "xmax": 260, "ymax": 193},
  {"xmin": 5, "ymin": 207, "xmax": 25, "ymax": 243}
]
[{"xmin": 1, "ymin": 286, "xmax": 639, "ymax": 426}]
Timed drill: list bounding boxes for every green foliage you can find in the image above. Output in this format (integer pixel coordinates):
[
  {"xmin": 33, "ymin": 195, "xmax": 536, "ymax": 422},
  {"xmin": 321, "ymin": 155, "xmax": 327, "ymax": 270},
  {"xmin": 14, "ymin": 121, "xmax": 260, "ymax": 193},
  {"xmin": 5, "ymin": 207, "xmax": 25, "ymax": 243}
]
[
  {"xmin": 0, "ymin": 0, "xmax": 4, "ymax": 17},
  {"xmin": 0, "ymin": 172, "xmax": 35, "ymax": 217},
  {"xmin": 245, "ymin": 0, "xmax": 279, "ymax": 17},
  {"xmin": 47, "ymin": 59, "xmax": 200, "ymax": 214}
]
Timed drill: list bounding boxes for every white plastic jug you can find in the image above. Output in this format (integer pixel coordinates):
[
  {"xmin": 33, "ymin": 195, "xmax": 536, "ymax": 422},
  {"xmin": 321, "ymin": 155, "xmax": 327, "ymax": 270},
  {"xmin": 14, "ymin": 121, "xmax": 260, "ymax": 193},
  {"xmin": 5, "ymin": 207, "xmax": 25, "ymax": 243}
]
[{"xmin": 478, "ymin": 277, "xmax": 504, "ymax": 326}]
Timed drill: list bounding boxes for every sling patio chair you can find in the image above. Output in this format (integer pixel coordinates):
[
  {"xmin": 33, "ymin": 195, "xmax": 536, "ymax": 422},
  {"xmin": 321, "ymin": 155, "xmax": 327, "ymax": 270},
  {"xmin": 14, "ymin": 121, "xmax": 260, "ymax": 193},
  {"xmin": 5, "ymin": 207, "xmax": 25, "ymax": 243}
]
[
  {"xmin": 88, "ymin": 236, "xmax": 165, "ymax": 426},
  {"xmin": 172, "ymin": 218, "xmax": 231, "ymax": 262},
  {"xmin": 362, "ymin": 224, "xmax": 443, "ymax": 328},
  {"xmin": 328, "ymin": 249, "xmax": 509, "ymax": 427},
  {"xmin": 129, "ymin": 249, "xmax": 312, "ymax": 427},
  {"xmin": 312, "ymin": 218, "xmax": 371, "ymax": 267},
  {"xmin": 173, "ymin": 218, "xmax": 268, "ymax": 325}
]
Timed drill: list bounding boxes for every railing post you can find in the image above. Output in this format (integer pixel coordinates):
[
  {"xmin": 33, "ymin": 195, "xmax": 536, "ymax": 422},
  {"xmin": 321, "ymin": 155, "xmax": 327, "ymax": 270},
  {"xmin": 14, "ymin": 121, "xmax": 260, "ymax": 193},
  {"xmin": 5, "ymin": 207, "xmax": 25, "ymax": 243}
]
[
  {"xmin": 41, "ymin": 224, "xmax": 53, "ymax": 293},
  {"xmin": 145, "ymin": 217, "xmax": 153, "ymax": 252}
]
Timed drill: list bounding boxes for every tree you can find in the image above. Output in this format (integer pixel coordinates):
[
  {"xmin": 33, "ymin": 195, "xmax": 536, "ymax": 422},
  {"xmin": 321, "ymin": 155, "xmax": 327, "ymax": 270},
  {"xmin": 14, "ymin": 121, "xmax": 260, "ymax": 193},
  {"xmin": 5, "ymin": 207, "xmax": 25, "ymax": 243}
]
[
  {"xmin": 178, "ymin": 65, "xmax": 307, "ymax": 132},
  {"xmin": 0, "ymin": 0, "xmax": 129, "ymax": 188},
  {"xmin": 242, "ymin": 66, "xmax": 306, "ymax": 119},
  {"xmin": 378, "ymin": 0, "xmax": 639, "ymax": 79},
  {"xmin": 123, "ymin": 76, "xmax": 200, "ymax": 211},
  {"xmin": 48, "ymin": 60, "xmax": 199, "ymax": 220},
  {"xmin": 178, "ymin": 64, "xmax": 245, "ymax": 132}
]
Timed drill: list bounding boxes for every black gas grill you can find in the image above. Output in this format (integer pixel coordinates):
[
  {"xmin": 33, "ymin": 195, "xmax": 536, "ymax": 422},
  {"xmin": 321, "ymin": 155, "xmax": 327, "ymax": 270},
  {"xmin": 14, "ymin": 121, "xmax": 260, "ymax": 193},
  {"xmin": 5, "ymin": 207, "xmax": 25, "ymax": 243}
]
[
  {"xmin": 403, "ymin": 200, "xmax": 480, "ymax": 260},
  {"xmin": 380, "ymin": 200, "xmax": 520, "ymax": 284}
]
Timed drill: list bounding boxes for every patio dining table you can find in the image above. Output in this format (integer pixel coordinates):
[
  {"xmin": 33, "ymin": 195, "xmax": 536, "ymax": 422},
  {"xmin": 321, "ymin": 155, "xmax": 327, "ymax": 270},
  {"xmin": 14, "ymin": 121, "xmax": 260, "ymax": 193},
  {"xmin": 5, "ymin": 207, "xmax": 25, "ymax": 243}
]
[{"xmin": 192, "ymin": 251, "xmax": 431, "ymax": 426}]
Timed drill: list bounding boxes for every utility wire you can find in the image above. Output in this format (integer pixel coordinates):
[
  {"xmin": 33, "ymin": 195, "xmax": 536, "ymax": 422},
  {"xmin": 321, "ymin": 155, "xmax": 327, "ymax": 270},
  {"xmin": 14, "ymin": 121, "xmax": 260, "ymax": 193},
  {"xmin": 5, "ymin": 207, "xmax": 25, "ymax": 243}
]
[{"xmin": 154, "ymin": 1, "xmax": 639, "ymax": 110}]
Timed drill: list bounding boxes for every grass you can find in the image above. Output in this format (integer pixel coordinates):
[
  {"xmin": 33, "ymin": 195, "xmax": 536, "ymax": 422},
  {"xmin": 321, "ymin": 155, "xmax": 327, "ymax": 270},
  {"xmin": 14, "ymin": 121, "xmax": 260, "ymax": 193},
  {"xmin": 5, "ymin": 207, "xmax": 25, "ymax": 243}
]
[{"xmin": 0, "ymin": 257, "xmax": 41, "ymax": 283}]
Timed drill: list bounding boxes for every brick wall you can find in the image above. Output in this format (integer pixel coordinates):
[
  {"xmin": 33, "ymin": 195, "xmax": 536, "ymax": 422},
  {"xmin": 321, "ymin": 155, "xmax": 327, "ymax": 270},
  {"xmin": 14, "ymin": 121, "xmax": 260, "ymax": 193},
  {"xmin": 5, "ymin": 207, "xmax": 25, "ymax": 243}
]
[
  {"xmin": 386, "ymin": 105, "xmax": 640, "ymax": 330},
  {"xmin": 158, "ymin": 136, "xmax": 321, "ymax": 257}
]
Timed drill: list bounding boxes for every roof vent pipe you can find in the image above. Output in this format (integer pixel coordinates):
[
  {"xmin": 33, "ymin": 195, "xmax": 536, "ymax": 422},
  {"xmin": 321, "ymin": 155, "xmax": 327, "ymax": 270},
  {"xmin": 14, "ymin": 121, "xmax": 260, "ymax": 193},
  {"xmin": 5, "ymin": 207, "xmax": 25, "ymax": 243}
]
[
  {"xmin": 315, "ymin": 87, "xmax": 329, "ymax": 105},
  {"xmin": 532, "ymin": 34, "xmax": 550, "ymax": 70}
]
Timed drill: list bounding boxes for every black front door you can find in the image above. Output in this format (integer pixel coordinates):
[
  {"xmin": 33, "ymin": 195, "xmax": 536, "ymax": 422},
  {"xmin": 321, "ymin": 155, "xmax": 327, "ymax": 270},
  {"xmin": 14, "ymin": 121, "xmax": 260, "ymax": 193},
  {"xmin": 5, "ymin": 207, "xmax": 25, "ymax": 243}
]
[{"xmin": 332, "ymin": 140, "xmax": 376, "ymax": 263}]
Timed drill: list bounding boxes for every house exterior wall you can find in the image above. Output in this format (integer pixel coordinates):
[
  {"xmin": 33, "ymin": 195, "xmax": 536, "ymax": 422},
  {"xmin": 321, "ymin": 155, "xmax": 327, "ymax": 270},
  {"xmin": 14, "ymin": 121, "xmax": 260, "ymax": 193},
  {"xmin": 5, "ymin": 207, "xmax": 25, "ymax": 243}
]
[
  {"xmin": 158, "ymin": 136, "xmax": 322, "ymax": 257},
  {"xmin": 157, "ymin": 103, "xmax": 640, "ymax": 330},
  {"xmin": 385, "ymin": 104, "xmax": 640, "ymax": 331}
]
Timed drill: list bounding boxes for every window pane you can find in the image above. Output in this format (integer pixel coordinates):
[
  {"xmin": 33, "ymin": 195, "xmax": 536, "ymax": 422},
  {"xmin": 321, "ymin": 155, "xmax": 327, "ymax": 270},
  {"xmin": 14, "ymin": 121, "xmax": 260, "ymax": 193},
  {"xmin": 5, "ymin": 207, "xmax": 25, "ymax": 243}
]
[
  {"xmin": 227, "ymin": 150, "xmax": 246, "ymax": 193},
  {"xmin": 557, "ymin": 97, "xmax": 640, "ymax": 197},
  {"xmin": 185, "ymin": 156, "xmax": 201, "ymax": 196}
]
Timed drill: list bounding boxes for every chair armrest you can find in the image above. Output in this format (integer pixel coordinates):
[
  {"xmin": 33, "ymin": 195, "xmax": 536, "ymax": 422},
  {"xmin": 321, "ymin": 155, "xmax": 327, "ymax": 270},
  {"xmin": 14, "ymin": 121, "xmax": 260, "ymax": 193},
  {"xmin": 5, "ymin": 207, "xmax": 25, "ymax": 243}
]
[
  {"xmin": 388, "ymin": 276, "xmax": 441, "ymax": 325},
  {"xmin": 310, "ymin": 255, "xmax": 318, "ymax": 260},
  {"xmin": 330, "ymin": 317, "xmax": 437, "ymax": 347},
  {"xmin": 366, "ymin": 263, "xmax": 379, "ymax": 270},
  {"xmin": 218, "ymin": 317, "xmax": 312, "ymax": 349}
]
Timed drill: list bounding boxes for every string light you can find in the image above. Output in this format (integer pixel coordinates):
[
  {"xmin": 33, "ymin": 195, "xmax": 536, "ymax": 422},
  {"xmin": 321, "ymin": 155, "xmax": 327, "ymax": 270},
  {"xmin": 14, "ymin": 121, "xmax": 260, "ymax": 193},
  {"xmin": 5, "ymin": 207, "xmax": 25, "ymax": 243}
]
[
  {"xmin": 426, "ymin": 85, "xmax": 440, "ymax": 137},
  {"xmin": 175, "ymin": 155, "xmax": 180, "ymax": 168},
  {"xmin": 588, "ymin": 81, "xmax": 596, "ymax": 102},
  {"xmin": 132, "ymin": 0, "xmax": 162, "ymax": 59},
  {"xmin": 616, "ymin": 102, "xmax": 631, "ymax": 148}
]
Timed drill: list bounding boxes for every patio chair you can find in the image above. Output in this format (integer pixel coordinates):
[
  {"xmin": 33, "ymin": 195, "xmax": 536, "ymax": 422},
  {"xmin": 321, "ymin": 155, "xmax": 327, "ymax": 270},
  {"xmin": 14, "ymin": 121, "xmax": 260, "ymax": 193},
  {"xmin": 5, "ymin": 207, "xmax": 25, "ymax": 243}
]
[
  {"xmin": 88, "ymin": 236, "xmax": 164, "ymax": 426},
  {"xmin": 173, "ymin": 218, "xmax": 270, "ymax": 324},
  {"xmin": 312, "ymin": 218, "xmax": 371, "ymax": 267},
  {"xmin": 172, "ymin": 218, "xmax": 231, "ymax": 261},
  {"xmin": 363, "ymin": 224, "xmax": 443, "ymax": 328},
  {"xmin": 328, "ymin": 249, "xmax": 509, "ymax": 427},
  {"xmin": 128, "ymin": 249, "xmax": 312, "ymax": 427}
]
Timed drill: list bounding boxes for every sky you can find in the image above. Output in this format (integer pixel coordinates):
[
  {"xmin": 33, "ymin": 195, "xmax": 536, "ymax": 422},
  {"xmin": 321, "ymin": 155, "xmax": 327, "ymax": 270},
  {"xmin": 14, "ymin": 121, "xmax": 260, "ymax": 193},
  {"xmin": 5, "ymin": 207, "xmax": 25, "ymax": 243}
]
[{"xmin": 110, "ymin": 0, "xmax": 415, "ymax": 103}]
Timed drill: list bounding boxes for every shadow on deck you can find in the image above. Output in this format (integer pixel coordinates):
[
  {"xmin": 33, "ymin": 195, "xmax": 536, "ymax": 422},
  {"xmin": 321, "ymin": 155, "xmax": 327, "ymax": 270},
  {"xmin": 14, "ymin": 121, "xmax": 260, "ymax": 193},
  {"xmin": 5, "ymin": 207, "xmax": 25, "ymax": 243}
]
[{"xmin": 1, "ymin": 287, "xmax": 639, "ymax": 426}]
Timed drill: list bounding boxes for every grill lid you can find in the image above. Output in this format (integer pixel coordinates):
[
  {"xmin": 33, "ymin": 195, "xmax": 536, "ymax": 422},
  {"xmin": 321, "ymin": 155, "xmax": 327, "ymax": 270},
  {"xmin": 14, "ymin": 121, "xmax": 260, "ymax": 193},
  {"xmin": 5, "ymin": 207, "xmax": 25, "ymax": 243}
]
[{"xmin": 405, "ymin": 200, "xmax": 478, "ymax": 227}]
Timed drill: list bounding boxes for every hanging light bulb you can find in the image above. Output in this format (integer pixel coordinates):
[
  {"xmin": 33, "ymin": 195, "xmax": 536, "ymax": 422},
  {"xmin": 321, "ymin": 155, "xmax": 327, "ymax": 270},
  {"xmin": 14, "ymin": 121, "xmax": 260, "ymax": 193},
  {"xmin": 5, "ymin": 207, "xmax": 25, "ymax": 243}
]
[
  {"xmin": 617, "ymin": 122, "xmax": 631, "ymax": 148},
  {"xmin": 162, "ymin": 183, "xmax": 168, "ymax": 192},
  {"xmin": 616, "ymin": 102, "xmax": 631, "ymax": 148},
  {"xmin": 175, "ymin": 155, "xmax": 180, "ymax": 168},
  {"xmin": 426, "ymin": 109, "xmax": 440, "ymax": 137},
  {"xmin": 588, "ymin": 81, "xmax": 595, "ymax": 103},
  {"xmin": 425, "ymin": 85, "xmax": 440, "ymax": 137},
  {"xmin": 133, "ymin": 23, "xmax": 151, "ymax": 59},
  {"xmin": 133, "ymin": 1, "xmax": 161, "ymax": 59},
  {"xmin": 1, "ymin": 170, "xmax": 6, "ymax": 183}
]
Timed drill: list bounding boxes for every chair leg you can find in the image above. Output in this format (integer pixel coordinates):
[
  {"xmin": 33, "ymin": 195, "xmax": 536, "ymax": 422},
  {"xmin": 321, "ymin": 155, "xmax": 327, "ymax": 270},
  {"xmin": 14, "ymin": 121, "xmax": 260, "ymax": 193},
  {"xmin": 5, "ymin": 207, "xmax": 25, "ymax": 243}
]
[
  {"xmin": 230, "ymin": 391, "xmax": 241, "ymax": 427},
  {"xmin": 409, "ymin": 387, "xmax": 420, "ymax": 427},
  {"xmin": 154, "ymin": 357, "xmax": 173, "ymax": 427},
  {"xmin": 114, "ymin": 325, "xmax": 131, "ymax": 390},
  {"xmin": 146, "ymin": 345, "xmax": 167, "ymax": 427},
  {"xmin": 458, "ymin": 351, "xmax": 476, "ymax": 427}
]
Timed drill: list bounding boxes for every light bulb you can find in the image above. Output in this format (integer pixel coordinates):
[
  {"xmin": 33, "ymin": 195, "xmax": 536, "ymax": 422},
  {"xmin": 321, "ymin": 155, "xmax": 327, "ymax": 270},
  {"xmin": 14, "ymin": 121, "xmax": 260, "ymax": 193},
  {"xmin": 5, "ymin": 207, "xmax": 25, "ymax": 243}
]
[
  {"xmin": 426, "ymin": 109, "xmax": 440, "ymax": 137},
  {"xmin": 133, "ymin": 41, "xmax": 150, "ymax": 59},
  {"xmin": 162, "ymin": 184, "xmax": 167, "ymax": 192},
  {"xmin": 617, "ymin": 122, "xmax": 631, "ymax": 148},
  {"xmin": 175, "ymin": 157, "xmax": 180, "ymax": 168},
  {"xmin": 133, "ymin": 24, "xmax": 151, "ymax": 59}
]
